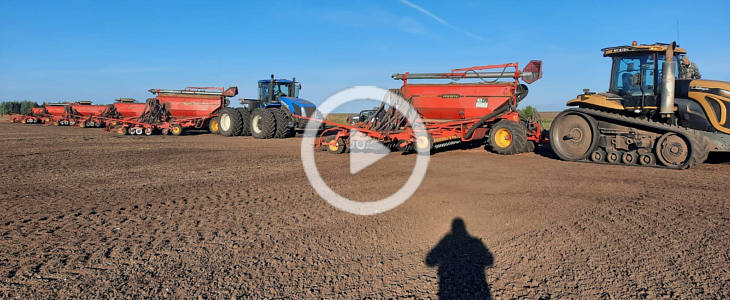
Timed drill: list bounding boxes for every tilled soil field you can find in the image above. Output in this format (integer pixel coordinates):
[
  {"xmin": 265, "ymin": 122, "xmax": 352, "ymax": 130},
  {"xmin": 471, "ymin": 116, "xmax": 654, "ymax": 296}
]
[{"xmin": 1, "ymin": 123, "xmax": 729, "ymax": 299}]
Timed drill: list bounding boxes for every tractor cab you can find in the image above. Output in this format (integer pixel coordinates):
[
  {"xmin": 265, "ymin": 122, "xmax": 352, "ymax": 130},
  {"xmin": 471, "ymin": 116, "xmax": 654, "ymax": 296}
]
[
  {"xmin": 602, "ymin": 42, "xmax": 686, "ymax": 110},
  {"xmin": 257, "ymin": 76, "xmax": 301, "ymax": 105}
]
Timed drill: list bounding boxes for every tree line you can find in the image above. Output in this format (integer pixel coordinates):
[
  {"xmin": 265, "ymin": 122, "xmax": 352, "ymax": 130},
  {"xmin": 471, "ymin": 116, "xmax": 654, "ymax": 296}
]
[{"xmin": 0, "ymin": 101, "xmax": 40, "ymax": 115}]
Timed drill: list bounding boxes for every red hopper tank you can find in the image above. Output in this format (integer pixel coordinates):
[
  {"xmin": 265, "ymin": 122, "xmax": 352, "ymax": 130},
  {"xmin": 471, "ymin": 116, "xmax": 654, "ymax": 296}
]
[
  {"xmin": 71, "ymin": 103, "xmax": 112, "ymax": 116},
  {"xmin": 30, "ymin": 107, "xmax": 46, "ymax": 116},
  {"xmin": 44, "ymin": 104, "xmax": 71, "ymax": 117},
  {"xmin": 113, "ymin": 102, "xmax": 146, "ymax": 118},
  {"xmin": 150, "ymin": 86, "xmax": 238, "ymax": 118},
  {"xmin": 393, "ymin": 60, "xmax": 542, "ymax": 121}
]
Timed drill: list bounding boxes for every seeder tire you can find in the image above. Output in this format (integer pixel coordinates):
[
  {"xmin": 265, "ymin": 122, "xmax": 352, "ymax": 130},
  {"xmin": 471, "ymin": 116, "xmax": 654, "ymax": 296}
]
[
  {"xmin": 414, "ymin": 134, "xmax": 434, "ymax": 155},
  {"xmin": 327, "ymin": 138, "xmax": 347, "ymax": 154},
  {"xmin": 487, "ymin": 119, "xmax": 527, "ymax": 155},
  {"xmin": 251, "ymin": 108, "xmax": 276, "ymax": 139},
  {"xmin": 523, "ymin": 141, "xmax": 536, "ymax": 153},
  {"xmin": 171, "ymin": 124, "xmax": 183, "ymax": 136},
  {"xmin": 208, "ymin": 116, "xmax": 220, "ymax": 134}
]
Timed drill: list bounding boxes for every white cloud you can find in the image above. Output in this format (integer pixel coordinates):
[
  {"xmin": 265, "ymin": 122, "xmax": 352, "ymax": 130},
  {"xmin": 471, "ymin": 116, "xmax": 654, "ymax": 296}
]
[
  {"xmin": 322, "ymin": 8, "xmax": 426, "ymax": 36},
  {"xmin": 399, "ymin": 0, "xmax": 485, "ymax": 41}
]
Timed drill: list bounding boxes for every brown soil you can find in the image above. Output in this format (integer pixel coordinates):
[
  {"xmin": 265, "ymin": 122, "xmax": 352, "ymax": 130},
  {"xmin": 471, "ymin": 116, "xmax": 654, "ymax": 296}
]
[{"xmin": 1, "ymin": 123, "xmax": 729, "ymax": 299}]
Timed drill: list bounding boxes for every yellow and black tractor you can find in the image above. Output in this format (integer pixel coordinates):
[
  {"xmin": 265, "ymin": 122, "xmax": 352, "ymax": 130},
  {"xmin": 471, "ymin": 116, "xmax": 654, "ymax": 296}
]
[{"xmin": 550, "ymin": 41, "xmax": 730, "ymax": 169}]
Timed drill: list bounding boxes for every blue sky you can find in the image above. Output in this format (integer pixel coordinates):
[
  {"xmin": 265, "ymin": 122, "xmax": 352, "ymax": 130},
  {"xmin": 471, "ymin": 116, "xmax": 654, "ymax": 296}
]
[{"xmin": 1, "ymin": 0, "xmax": 729, "ymax": 112}]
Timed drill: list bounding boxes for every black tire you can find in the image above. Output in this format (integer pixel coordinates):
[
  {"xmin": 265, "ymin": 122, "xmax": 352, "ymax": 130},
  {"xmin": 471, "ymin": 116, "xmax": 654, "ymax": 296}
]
[
  {"xmin": 219, "ymin": 107, "xmax": 243, "ymax": 136},
  {"xmin": 271, "ymin": 108, "xmax": 293, "ymax": 138},
  {"xmin": 236, "ymin": 108, "xmax": 252, "ymax": 136},
  {"xmin": 523, "ymin": 141, "xmax": 536, "ymax": 153},
  {"xmin": 250, "ymin": 108, "xmax": 276, "ymax": 139},
  {"xmin": 487, "ymin": 119, "xmax": 528, "ymax": 155},
  {"xmin": 208, "ymin": 116, "xmax": 220, "ymax": 134}
]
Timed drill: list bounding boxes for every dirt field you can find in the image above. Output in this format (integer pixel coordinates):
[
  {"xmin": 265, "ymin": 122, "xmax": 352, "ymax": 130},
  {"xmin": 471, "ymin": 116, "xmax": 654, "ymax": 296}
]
[{"xmin": 1, "ymin": 123, "xmax": 729, "ymax": 299}]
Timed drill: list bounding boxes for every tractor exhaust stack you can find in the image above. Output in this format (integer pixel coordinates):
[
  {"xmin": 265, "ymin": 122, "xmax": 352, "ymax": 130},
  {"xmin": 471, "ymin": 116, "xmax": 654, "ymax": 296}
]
[{"xmin": 659, "ymin": 42, "xmax": 676, "ymax": 117}]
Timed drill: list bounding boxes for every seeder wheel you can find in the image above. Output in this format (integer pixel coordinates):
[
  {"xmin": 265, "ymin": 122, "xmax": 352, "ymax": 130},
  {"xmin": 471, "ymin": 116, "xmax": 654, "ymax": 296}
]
[
  {"xmin": 171, "ymin": 125, "xmax": 183, "ymax": 136},
  {"xmin": 327, "ymin": 138, "xmax": 347, "ymax": 154},
  {"xmin": 488, "ymin": 119, "xmax": 528, "ymax": 155},
  {"xmin": 414, "ymin": 134, "xmax": 433, "ymax": 155}
]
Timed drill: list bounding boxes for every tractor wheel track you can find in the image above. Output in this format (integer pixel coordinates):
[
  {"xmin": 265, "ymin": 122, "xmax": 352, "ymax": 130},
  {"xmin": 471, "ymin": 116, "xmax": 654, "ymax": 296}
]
[{"xmin": 567, "ymin": 108, "xmax": 712, "ymax": 169}]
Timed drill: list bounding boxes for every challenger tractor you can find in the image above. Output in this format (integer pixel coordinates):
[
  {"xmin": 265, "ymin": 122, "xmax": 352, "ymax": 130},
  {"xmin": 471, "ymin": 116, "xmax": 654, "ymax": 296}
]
[{"xmin": 550, "ymin": 42, "xmax": 730, "ymax": 169}]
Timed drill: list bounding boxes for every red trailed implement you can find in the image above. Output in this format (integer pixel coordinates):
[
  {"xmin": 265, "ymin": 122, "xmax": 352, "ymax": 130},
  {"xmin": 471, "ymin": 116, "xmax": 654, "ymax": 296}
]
[
  {"xmin": 70, "ymin": 102, "xmax": 114, "ymax": 127},
  {"xmin": 107, "ymin": 86, "xmax": 238, "ymax": 136},
  {"xmin": 42, "ymin": 103, "xmax": 78, "ymax": 126},
  {"xmin": 314, "ymin": 61, "xmax": 545, "ymax": 155},
  {"xmin": 9, "ymin": 107, "xmax": 47, "ymax": 124}
]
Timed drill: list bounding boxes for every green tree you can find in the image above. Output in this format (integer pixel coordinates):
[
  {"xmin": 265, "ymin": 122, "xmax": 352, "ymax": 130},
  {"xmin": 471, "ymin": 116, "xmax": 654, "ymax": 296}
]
[{"xmin": 0, "ymin": 101, "xmax": 40, "ymax": 115}]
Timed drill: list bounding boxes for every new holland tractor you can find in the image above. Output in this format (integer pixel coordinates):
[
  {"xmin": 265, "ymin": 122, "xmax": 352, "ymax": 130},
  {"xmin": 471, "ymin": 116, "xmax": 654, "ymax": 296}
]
[
  {"xmin": 549, "ymin": 41, "xmax": 730, "ymax": 169},
  {"xmin": 217, "ymin": 75, "xmax": 317, "ymax": 138}
]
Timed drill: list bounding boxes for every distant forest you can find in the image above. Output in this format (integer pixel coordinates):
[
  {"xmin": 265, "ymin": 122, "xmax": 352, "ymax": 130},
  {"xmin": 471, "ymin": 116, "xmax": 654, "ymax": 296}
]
[{"xmin": 0, "ymin": 101, "xmax": 40, "ymax": 115}]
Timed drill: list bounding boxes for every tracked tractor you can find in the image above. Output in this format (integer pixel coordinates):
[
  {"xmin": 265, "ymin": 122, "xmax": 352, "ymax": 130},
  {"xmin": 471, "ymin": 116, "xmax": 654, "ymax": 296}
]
[
  {"xmin": 550, "ymin": 42, "xmax": 730, "ymax": 169},
  {"xmin": 218, "ymin": 75, "xmax": 317, "ymax": 138}
]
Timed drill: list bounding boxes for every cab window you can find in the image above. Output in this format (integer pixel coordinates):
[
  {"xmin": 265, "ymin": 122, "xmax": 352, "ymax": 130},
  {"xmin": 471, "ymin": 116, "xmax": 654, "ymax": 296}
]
[{"xmin": 610, "ymin": 54, "xmax": 655, "ymax": 96}]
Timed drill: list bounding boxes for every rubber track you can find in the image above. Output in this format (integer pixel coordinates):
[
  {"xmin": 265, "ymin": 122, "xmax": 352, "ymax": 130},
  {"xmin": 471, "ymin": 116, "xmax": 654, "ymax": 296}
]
[{"xmin": 568, "ymin": 108, "xmax": 711, "ymax": 169}]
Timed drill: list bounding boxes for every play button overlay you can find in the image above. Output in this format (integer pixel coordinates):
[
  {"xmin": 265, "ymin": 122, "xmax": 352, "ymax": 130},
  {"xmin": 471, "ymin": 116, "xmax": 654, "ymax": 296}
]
[
  {"xmin": 348, "ymin": 129, "xmax": 390, "ymax": 174},
  {"xmin": 301, "ymin": 86, "xmax": 430, "ymax": 215}
]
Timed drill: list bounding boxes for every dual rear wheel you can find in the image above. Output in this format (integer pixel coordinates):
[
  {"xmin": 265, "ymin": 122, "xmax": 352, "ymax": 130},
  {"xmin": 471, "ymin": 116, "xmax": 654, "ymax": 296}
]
[{"xmin": 218, "ymin": 107, "xmax": 294, "ymax": 139}]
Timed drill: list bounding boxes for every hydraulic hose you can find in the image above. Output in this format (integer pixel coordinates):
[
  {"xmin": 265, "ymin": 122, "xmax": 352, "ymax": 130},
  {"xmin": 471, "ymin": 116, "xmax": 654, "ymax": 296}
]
[{"xmin": 464, "ymin": 100, "xmax": 511, "ymax": 140}]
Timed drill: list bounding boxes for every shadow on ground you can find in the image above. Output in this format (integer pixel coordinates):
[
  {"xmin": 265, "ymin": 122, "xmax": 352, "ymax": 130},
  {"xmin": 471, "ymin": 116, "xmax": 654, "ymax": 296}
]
[{"xmin": 426, "ymin": 218, "xmax": 494, "ymax": 299}]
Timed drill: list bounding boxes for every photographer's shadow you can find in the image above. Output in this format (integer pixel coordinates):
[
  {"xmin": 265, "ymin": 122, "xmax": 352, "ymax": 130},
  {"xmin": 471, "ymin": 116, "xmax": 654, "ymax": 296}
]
[{"xmin": 426, "ymin": 218, "xmax": 494, "ymax": 299}]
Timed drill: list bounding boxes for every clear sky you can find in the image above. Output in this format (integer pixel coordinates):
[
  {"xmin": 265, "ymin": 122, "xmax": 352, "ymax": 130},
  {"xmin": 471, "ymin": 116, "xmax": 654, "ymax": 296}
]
[{"xmin": 1, "ymin": 0, "xmax": 728, "ymax": 112}]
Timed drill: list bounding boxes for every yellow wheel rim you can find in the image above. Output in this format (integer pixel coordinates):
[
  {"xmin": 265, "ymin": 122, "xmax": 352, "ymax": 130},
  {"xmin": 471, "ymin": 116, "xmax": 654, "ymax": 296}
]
[
  {"xmin": 328, "ymin": 141, "xmax": 339, "ymax": 152},
  {"xmin": 494, "ymin": 128, "xmax": 512, "ymax": 148},
  {"xmin": 211, "ymin": 120, "xmax": 219, "ymax": 132},
  {"xmin": 172, "ymin": 127, "xmax": 181, "ymax": 134}
]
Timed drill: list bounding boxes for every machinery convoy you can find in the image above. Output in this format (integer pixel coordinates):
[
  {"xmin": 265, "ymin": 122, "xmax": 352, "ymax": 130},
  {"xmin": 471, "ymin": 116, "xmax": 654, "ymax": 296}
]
[
  {"xmin": 8, "ymin": 41, "xmax": 729, "ymax": 169},
  {"xmin": 550, "ymin": 42, "xmax": 730, "ymax": 169}
]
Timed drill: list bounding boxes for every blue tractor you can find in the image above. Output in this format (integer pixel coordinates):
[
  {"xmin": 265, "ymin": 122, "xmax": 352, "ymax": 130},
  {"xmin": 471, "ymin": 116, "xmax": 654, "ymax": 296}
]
[{"xmin": 218, "ymin": 75, "xmax": 318, "ymax": 138}]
